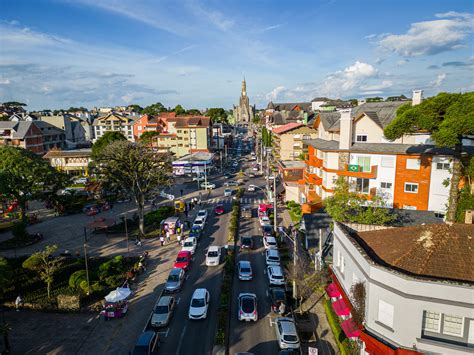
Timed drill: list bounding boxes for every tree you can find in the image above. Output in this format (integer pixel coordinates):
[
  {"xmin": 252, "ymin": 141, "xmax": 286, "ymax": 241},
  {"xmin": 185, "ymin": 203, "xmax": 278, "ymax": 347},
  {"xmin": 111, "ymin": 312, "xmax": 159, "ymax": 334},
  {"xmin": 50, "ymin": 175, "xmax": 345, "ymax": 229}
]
[
  {"xmin": 127, "ymin": 104, "xmax": 143, "ymax": 113},
  {"xmin": 0, "ymin": 147, "xmax": 66, "ymax": 222},
  {"xmin": 324, "ymin": 177, "xmax": 395, "ymax": 225},
  {"xmin": 206, "ymin": 108, "xmax": 227, "ymax": 123},
  {"xmin": 365, "ymin": 96, "xmax": 383, "ymax": 102},
  {"xmin": 2, "ymin": 101, "xmax": 27, "ymax": 108},
  {"xmin": 262, "ymin": 127, "xmax": 272, "ymax": 147},
  {"xmin": 91, "ymin": 131, "xmax": 127, "ymax": 159},
  {"xmin": 143, "ymin": 102, "xmax": 168, "ymax": 115},
  {"xmin": 186, "ymin": 109, "xmax": 201, "ymax": 115},
  {"xmin": 139, "ymin": 131, "xmax": 161, "ymax": 144},
  {"xmin": 384, "ymin": 92, "xmax": 474, "ymax": 221},
  {"xmin": 92, "ymin": 141, "xmax": 173, "ymax": 236},
  {"xmin": 0, "ymin": 257, "xmax": 12, "ymax": 299},
  {"xmin": 173, "ymin": 105, "xmax": 186, "ymax": 115},
  {"xmin": 22, "ymin": 245, "xmax": 64, "ymax": 299}
]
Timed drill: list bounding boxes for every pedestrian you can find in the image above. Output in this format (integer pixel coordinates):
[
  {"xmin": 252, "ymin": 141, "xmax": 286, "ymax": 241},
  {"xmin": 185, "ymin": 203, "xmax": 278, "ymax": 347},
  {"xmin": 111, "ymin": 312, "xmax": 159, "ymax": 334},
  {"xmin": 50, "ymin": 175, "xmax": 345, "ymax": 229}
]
[
  {"xmin": 177, "ymin": 234, "xmax": 182, "ymax": 245},
  {"xmin": 180, "ymin": 189, "xmax": 184, "ymax": 196},
  {"xmin": 160, "ymin": 235, "xmax": 165, "ymax": 246},
  {"xmin": 279, "ymin": 301, "xmax": 286, "ymax": 315},
  {"xmin": 15, "ymin": 294, "xmax": 22, "ymax": 312},
  {"xmin": 166, "ymin": 231, "xmax": 170, "ymax": 243},
  {"xmin": 138, "ymin": 260, "xmax": 146, "ymax": 272},
  {"xmin": 137, "ymin": 239, "xmax": 142, "ymax": 247}
]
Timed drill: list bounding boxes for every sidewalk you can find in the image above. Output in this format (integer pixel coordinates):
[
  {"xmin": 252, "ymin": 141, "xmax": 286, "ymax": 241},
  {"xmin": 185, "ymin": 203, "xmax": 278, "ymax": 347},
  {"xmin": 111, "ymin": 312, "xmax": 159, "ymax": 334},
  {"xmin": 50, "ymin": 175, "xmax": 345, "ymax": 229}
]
[{"xmin": 277, "ymin": 208, "xmax": 339, "ymax": 355}]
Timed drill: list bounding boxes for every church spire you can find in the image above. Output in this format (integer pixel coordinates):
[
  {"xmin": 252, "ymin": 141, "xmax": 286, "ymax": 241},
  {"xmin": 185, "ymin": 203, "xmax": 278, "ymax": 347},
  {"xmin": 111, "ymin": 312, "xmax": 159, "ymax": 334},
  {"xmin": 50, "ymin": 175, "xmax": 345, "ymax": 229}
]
[{"xmin": 241, "ymin": 78, "xmax": 247, "ymax": 96}]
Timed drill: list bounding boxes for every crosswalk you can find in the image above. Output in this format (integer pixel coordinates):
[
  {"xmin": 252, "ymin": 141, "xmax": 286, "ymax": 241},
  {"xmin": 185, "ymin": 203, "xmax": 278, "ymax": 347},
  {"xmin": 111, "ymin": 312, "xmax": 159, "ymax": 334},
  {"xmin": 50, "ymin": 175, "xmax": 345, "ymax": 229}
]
[{"xmin": 203, "ymin": 197, "xmax": 268, "ymax": 205}]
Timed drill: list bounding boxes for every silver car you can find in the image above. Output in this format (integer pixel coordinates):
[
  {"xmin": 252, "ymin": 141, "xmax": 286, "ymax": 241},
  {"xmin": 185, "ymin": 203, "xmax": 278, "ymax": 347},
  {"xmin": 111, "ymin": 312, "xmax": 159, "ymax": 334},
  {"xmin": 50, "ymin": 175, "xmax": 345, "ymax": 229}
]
[
  {"xmin": 238, "ymin": 260, "xmax": 253, "ymax": 281},
  {"xmin": 238, "ymin": 293, "xmax": 258, "ymax": 322},
  {"xmin": 275, "ymin": 317, "xmax": 300, "ymax": 350},
  {"xmin": 164, "ymin": 268, "xmax": 185, "ymax": 293},
  {"xmin": 151, "ymin": 296, "xmax": 175, "ymax": 328}
]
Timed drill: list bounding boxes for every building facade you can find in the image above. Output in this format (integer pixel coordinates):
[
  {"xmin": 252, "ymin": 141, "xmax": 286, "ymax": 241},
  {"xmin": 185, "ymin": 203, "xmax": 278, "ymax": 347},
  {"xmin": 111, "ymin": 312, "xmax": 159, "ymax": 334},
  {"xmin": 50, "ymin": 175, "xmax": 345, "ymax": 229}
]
[
  {"xmin": 93, "ymin": 113, "xmax": 136, "ymax": 142},
  {"xmin": 272, "ymin": 122, "xmax": 318, "ymax": 161},
  {"xmin": 43, "ymin": 148, "xmax": 92, "ymax": 175},
  {"xmin": 330, "ymin": 222, "xmax": 474, "ymax": 354}
]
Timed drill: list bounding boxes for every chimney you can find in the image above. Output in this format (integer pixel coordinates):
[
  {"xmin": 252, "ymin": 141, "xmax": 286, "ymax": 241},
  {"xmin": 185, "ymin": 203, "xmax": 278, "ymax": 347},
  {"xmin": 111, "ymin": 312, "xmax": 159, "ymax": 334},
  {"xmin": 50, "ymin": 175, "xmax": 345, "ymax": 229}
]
[
  {"xmin": 339, "ymin": 109, "xmax": 352, "ymax": 150},
  {"xmin": 412, "ymin": 90, "xmax": 423, "ymax": 106}
]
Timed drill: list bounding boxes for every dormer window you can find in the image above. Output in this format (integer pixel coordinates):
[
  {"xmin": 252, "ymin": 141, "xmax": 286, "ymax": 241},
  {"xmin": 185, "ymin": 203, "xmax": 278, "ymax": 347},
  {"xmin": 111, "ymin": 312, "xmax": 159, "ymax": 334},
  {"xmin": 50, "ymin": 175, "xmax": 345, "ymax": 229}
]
[{"xmin": 356, "ymin": 134, "xmax": 368, "ymax": 142}]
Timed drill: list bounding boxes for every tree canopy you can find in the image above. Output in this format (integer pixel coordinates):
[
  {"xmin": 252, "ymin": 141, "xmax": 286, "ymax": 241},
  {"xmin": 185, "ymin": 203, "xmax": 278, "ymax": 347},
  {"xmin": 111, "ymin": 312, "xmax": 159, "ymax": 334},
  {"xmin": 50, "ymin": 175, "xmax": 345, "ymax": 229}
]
[
  {"xmin": 0, "ymin": 147, "xmax": 66, "ymax": 221},
  {"xmin": 206, "ymin": 108, "xmax": 228, "ymax": 123},
  {"xmin": 139, "ymin": 131, "xmax": 161, "ymax": 144},
  {"xmin": 91, "ymin": 131, "xmax": 127, "ymax": 159},
  {"xmin": 186, "ymin": 109, "xmax": 201, "ymax": 115},
  {"xmin": 143, "ymin": 102, "xmax": 168, "ymax": 116},
  {"xmin": 127, "ymin": 104, "xmax": 143, "ymax": 113},
  {"xmin": 2, "ymin": 101, "xmax": 27, "ymax": 107},
  {"xmin": 365, "ymin": 97, "xmax": 383, "ymax": 102},
  {"xmin": 173, "ymin": 104, "xmax": 185, "ymax": 115}
]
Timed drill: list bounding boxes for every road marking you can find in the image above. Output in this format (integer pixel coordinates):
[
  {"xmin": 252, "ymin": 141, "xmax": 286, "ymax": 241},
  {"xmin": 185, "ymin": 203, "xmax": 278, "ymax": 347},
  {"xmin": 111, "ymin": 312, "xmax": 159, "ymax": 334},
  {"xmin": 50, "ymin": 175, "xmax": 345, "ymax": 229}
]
[
  {"xmin": 266, "ymin": 290, "xmax": 269, "ymax": 297},
  {"xmin": 157, "ymin": 329, "xmax": 170, "ymax": 338},
  {"xmin": 176, "ymin": 297, "xmax": 181, "ymax": 305},
  {"xmin": 185, "ymin": 275, "xmax": 189, "ymax": 280},
  {"xmin": 175, "ymin": 321, "xmax": 187, "ymax": 355},
  {"xmin": 263, "ymin": 269, "xmax": 266, "ymax": 275}
]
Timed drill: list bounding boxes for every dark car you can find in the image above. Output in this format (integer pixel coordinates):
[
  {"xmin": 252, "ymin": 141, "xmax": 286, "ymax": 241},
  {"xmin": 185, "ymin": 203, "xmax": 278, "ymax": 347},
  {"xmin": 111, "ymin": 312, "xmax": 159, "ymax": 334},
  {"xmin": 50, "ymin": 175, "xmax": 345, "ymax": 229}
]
[
  {"xmin": 240, "ymin": 235, "xmax": 254, "ymax": 250},
  {"xmin": 270, "ymin": 287, "xmax": 287, "ymax": 314},
  {"xmin": 189, "ymin": 226, "xmax": 202, "ymax": 239},
  {"xmin": 262, "ymin": 224, "xmax": 274, "ymax": 237},
  {"xmin": 215, "ymin": 204, "xmax": 225, "ymax": 215},
  {"xmin": 132, "ymin": 331, "xmax": 160, "ymax": 354}
]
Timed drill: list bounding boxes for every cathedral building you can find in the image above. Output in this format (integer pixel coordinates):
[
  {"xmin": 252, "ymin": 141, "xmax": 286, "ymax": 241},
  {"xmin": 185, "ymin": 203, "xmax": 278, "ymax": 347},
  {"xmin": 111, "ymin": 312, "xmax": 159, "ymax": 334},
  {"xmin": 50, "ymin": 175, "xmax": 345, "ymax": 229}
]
[{"xmin": 233, "ymin": 79, "xmax": 255, "ymax": 125}]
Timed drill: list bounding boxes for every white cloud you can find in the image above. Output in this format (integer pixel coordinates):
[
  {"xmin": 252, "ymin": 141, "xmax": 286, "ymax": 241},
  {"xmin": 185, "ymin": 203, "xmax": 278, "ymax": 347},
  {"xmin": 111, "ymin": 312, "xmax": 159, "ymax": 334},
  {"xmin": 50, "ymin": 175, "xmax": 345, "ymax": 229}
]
[
  {"xmin": 431, "ymin": 73, "xmax": 447, "ymax": 87},
  {"xmin": 397, "ymin": 59, "xmax": 409, "ymax": 66},
  {"xmin": 377, "ymin": 12, "xmax": 474, "ymax": 56},
  {"xmin": 0, "ymin": 79, "xmax": 11, "ymax": 85},
  {"xmin": 361, "ymin": 80, "xmax": 393, "ymax": 91},
  {"xmin": 266, "ymin": 86, "xmax": 287, "ymax": 101}
]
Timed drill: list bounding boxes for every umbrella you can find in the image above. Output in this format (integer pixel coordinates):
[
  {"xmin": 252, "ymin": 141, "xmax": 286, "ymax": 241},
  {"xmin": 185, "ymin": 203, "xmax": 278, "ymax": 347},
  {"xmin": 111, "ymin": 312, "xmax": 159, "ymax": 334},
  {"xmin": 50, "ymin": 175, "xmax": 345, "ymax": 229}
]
[{"xmin": 105, "ymin": 287, "xmax": 132, "ymax": 302}]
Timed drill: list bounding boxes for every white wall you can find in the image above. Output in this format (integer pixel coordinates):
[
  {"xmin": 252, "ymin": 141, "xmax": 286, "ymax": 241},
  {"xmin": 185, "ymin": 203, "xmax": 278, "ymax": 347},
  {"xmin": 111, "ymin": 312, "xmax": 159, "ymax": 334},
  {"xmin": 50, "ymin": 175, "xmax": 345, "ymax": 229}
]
[{"xmin": 428, "ymin": 156, "xmax": 451, "ymax": 213}]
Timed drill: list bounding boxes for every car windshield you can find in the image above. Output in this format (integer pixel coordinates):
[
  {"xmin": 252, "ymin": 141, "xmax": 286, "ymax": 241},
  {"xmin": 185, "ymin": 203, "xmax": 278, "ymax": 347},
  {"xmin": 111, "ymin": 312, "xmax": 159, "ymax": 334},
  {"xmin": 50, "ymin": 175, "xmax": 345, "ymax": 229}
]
[
  {"xmin": 194, "ymin": 220, "xmax": 203, "ymax": 225},
  {"xmin": 240, "ymin": 267, "xmax": 251, "ymax": 273},
  {"xmin": 241, "ymin": 298, "xmax": 255, "ymax": 313},
  {"xmin": 154, "ymin": 305, "xmax": 169, "ymax": 314},
  {"xmin": 269, "ymin": 256, "xmax": 279, "ymax": 261},
  {"xmin": 184, "ymin": 242, "xmax": 193, "ymax": 247},
  {"xmin": 197, "ymin": 212, "xmax": 206, "ymax": 217},
  {"xmin": 168, "ymin": 274, "xmax": 179, "ymax": 282},
  {"xmin": 283, "ymin": 335, "xmax": 298, "ymax": 343},
  {"xmin": 208, "ymin": 251, "xmax": 219, "ymax": 257},
  {"xmin": 176, "ymin": 256, "xmax": 188, "ymax": 262},
  {"xmin": 273, "ymin": 274, "xmax": 283, "ymax": 279},
  {"xmin": 191, "ymin": 298, "xmax": 205, "ymax": 307}
]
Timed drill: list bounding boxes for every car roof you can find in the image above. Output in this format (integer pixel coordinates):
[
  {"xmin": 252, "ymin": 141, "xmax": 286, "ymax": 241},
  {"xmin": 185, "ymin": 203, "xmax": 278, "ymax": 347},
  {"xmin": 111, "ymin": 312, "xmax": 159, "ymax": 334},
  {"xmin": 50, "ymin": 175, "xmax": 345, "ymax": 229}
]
[
  {"xmin": 238, "ymin": 260, "xmax": 251, "ymax": 267},
  {"xmin": 269, "ymin": 265, "xmax": 283, "ymax": 275},
  {"xmin": 184, "ymin": 237, "xmax": 196, "ymax": 242},
  {"xmin": 169, "ymin": 268, "xmax": 183, "ymax": 275},
  {"xmin": 136, "ymin": 331, "xmax": 156, "ymax": 346},
  {"xmin": 278, "ymin": 318, "xmax": 297, "ymax": 335},
  {"xmin": 197, "ymin": 210, "xmax": 207, "ymax": 214},
  {"xmin": 157, "ymin": 295, "xmax": 173, "ymax": 306},
  {"xmin": 192, "ymin": 288, "xmax": 208, "ymax": 298},
  {"xmin": 267, "ymin": 249, "xmax": 280, "ymax": 256},
  {"xmin": 266, "ymin": 236, "xmax": 277, "ymax": 240},
  {"xmin": 208, "ymin": 246, "xmax": 220, "ymax": 252},
  {"xmin": 238, "ymin": 293, "xmax": 256, "ymax": 299},
  {"xmin": 177, "ymin": 250, "xmax": 191, "ymax": 256}
]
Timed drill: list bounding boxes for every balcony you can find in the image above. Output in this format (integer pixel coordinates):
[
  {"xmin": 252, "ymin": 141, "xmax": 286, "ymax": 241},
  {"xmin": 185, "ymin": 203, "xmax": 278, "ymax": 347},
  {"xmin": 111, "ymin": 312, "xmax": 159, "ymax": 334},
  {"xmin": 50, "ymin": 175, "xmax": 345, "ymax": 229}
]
[
  {"xmin": 304, "ymin": 170, "xmax": 322, "ymax": 185},
  {"xmin": 305, "ymin": 155, "xmax": 323, "ymax": 168},
  {"xmin": 336, "ymin": 164, "xmax": 378, "ymax": 179}
]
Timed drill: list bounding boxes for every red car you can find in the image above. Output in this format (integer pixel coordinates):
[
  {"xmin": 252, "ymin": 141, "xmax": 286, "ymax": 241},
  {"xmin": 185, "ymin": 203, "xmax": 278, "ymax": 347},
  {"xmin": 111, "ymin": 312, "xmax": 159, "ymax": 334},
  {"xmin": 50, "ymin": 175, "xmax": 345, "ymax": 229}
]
[
  {"xmin": 174, "ymin": 250, "xmax": 192, "ymax": 271},
  {"xmin": 215, "ymin": 204, "xmax": 225, "ymax": 215}
]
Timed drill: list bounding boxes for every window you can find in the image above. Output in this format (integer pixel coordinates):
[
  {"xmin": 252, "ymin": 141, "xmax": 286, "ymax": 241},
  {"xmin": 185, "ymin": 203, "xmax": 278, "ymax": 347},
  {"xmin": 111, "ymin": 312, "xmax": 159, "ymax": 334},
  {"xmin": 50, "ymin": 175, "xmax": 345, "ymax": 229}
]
[
  {"xmin": 357, "ymin": 156, "xmax": 371, "ymax": 172},
  {"xmin": 404, "ymin": 183, "xmax": 418, "ymax": 193},
  {"xmin": 380, "ymin": 182, "xmax": 392, "ymax": 189},
  {"xmin": 423, "ymin": 311, "xmax": 441, "ymax": 332},
  {"xmin": 443, "ymin": 314, "xmax": 463, "ymax": 336},
  {"xmin": 356, "ymin": 134, "xmax": 368, "ymax": 142},
  {"xmin": 377, "ymin": 300, "xmax": 394, "ymax": 328},
  {"xmin": 381, "ymin": 156, "xmax": 395, "ymax": 168},
  {"xmin": 355, "ymin": 178, "xmax": 370, "ymax": 194},
  {"xmin": 436, "ymin": 162, "xmax": 450, "ymax": 170},
  {"xmin": 138, "ymin": 125, "xmax": 142, "ymax": 130},
  {"xmin": 406, "ymin": 158, "xmax": 421, "ymax": 170}
]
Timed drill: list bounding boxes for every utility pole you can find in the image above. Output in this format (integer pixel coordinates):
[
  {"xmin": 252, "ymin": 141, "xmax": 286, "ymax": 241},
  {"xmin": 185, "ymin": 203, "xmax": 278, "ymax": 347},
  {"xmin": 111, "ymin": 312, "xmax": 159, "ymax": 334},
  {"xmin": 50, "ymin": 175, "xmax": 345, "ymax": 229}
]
[
  {"xmin": 273, "ymin": 174, "xmax": 277, "ymax": 232},
  {"xmin": 204, "ymin": 161, "xmax": 208, "ymax": 190},
  {"xmin": 83, "ymin": 243, "xmax": 91, "ymax": 296},
  {"xmin": 293, "ymin": 230, "xmax": 297, "ymax": 300}
]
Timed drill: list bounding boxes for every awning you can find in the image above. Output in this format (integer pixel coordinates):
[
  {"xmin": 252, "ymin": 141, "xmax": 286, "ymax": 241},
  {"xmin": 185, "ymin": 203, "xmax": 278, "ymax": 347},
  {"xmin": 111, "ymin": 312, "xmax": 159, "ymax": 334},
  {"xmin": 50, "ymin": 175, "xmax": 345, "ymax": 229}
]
[
  {"xmin": 341, "ymin": 318, "xmax": 360, "ymax": 338},
  {"xmin": 332, "ymin": 298, "xmax": 350, "ymax": 316},
  {"xmin": 326, "ymin": 283, "xmax": 341, "ymax": 298}
]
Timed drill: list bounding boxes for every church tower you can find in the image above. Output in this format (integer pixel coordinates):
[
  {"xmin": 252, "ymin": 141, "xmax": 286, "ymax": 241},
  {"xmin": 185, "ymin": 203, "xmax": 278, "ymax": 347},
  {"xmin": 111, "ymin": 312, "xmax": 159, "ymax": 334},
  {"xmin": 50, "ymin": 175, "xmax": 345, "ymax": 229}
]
[{"xmin": 233, "ymin": 78, "xmax": 254, "ymax": 124}]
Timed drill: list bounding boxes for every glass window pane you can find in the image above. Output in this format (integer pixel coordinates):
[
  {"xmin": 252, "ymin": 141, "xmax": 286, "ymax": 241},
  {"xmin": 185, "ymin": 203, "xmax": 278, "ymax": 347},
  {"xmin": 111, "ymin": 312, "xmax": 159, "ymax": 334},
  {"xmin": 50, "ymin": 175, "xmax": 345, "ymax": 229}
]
[
  {"xmin": 423, "ymin": 311, "xmax": 440, "ymax": 332},
  {"xmin": 443, "ymin": 315, "xmax": 463, "ymax": 336}
]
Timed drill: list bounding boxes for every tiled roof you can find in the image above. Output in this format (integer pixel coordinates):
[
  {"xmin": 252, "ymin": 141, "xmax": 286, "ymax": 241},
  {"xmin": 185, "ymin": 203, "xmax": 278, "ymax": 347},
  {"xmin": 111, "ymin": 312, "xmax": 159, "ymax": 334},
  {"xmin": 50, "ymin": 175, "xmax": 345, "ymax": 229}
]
[
  {"xmin": 43, "ymin": 149, "xmax": 92, "ymax": 158},
  {"xmin": 174, "ymin": 116, "xmax": 210, "ymax": 128},
  {"xmin": 272, "ymin": 122, "xmax": 303, "ymax": 134},
  {"xmin": 349, "ymin": 223, "xmax": 474, "ymax": 284}
]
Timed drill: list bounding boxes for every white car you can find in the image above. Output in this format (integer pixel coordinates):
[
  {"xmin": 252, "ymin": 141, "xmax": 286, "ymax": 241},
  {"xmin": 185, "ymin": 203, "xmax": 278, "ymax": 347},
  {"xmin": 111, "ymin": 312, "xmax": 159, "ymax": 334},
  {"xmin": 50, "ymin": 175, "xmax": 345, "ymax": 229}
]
[
  {"xmin": 247, "ymin": 185, "xmax": 256, "ymax": 192},
  {"xmin": 192, "ymin": 218, "xmax": 205, "ymax": 229},
  {"xmin": 238, "ymin": 260, "xmax": 253, "ymax": 281},
  {"xmin": 252, "ymin": 166, "xmax": 258, "ymax": 171},
  {"xmin": 188, "ymin": 288, "xmax": 210, "ymax": 320},
  {"xmin": 275, "ymin": 317, "xmax": 300, "ymax": 350},
  {"xmin": 181, "ymin": 237, "xmax": 197, "ymax": 255},
  {"xmin": 259, "ymin": 216, "xmax": 271, "ymax": 226},
  {"xmin": 201, "ymin": 182, "xmax": 216, "ymax": 189},
  {"xmin": 267, "ymin": 265, "xmax": 285, "ymax": 286},
  {"xmin": 224, "ymin": 188, "xmax": 233, "ymax": 197},
  {"xmin": 192, "ymin": 175, "xmax": 205, "ymax": 181},
  {"xmin": 196, "ymin": 210, "xmax": 208, "ymax": 223},
  {"xmin": 266, "ymin": 249, "xmax": 280, "ymax": 266},
  {"xmin": 238, "ymin": 293, "xmax": 258, "ymax": 322},
  {"xmin": 263, "ymin": 236, "xmax": 278, "ymax": 249},
  {"xmin": 205, "ymin": 246, "xmax": 221, "ymax": 266},
  {"xmin": 74, "ymin": 177, "xmax": 88, "ymax": 184}
]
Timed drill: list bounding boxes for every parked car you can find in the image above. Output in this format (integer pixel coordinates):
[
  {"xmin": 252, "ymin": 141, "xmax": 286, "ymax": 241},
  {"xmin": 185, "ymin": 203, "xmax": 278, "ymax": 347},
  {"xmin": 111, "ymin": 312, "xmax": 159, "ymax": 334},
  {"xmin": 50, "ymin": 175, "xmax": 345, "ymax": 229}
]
[
  {"xmin": 164, "ymin": 268, "xmax": 185, "ymax": 293},
  {"xmin": 188, "ymin": 288, "xmax": 210, "ymax": 320},
  {"xmin": 201, "ymin": 182, "xmax": 216, "ymax": 189},
  {"xmin": 238, "ymin": 260, "xmax": 253, "ymax": 281},
  {"xmin": 174, "ymin": 250, "xmax": 192, "ymax": 271},
  {"xmin": 238, "ymin": 293, "xmax": 258, "ymax": 322},
  {"xmin": 241, "ymin": 205, "xmax": 252, "ymax": 218},
  {"xmin": 192, "ymin": 218, "xmax": 205, "ymax": 230},
  {"xmin": 224, "ymin": 181, "xmax": 239, "ymax": 187},
  {"xmin": 239, "ymin": 235, "xmax": 254, "ymax": 250},
  {"xmin": 196, "ymin": 209, "xmax": 208, "ymax": 222},
  {"xmin": 274, "ymin": 318, "xmax": 300, "ymax": 350},
  {"xmin": 270, "ymin": 287, "xmax": 288, "ymax": 314},
  {"xmin": 265, "ymin": 249, "xmax": 280, "ymax": 266},
  {"xmin": 224, "ymin": 188, "xmax": 233, "ymax": 197},
  {"xmin": 267, "ymin": 265, "xmax": 285, "ymax": 286},
  {"xmin": 192, "ymin": 175, "xmax": 205, "ymax": 181},
  {"xmin": 181, "ymin": 237, "xmax": 198, "ymax": 255},
  {"xmin": 259, "ymin": 215, "xmax": 271, "ymax": 226},
  {"xmin": 132, "ymin": 331, "xmax": 160, "ymax": 355},
  {"xmin": 189, "ymin": 226, "xmax": 202, "ymax": 240},
  {"xmin": 205, "ymin": 246, "xmax": 221, "ymax": 266},
  {"xmin": 214, "ymin": 204, "xmax": 225, "ymax": 215},
  {"xmin": 151, "ymin": 295, "xmax": 176, "ymax": 328},
  {"xmin": 263, "ymin": 236, "xmax": 278, "ymax": 249},
  {"xmin": 262, "ymin": 224, "xmax": 274, "ymax": 237},
  {"xmin": 247, "ymin": 184, "xmax": 256, "ymax": 192}
]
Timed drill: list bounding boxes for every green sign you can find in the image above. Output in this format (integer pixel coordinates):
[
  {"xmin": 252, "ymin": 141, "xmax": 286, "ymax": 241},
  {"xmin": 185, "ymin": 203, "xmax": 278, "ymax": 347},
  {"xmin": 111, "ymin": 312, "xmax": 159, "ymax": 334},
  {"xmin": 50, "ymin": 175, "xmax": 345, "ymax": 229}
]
[{"xmin": 348, "ymin": 164, "xmax": 360, "ymax": 172}]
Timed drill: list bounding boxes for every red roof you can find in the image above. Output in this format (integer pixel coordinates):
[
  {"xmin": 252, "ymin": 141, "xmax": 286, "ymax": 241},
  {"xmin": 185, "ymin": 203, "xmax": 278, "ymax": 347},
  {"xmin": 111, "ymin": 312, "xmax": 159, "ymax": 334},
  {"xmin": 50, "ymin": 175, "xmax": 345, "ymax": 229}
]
[
  {"xmin": 272, "ymin": 122, "xmax": 303, "ymax": 134},
  {"xmin": 190, "ymin": 149, "xmax": 210, "ymax": 153}
]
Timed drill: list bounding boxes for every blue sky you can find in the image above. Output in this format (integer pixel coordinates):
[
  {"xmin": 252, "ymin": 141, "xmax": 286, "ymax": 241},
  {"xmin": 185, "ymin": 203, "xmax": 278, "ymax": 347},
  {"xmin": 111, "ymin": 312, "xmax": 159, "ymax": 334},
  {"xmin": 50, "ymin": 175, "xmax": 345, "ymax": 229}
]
[{"xmin": 0, "ymin": 0, "xmax": 473, "ymax": 110}]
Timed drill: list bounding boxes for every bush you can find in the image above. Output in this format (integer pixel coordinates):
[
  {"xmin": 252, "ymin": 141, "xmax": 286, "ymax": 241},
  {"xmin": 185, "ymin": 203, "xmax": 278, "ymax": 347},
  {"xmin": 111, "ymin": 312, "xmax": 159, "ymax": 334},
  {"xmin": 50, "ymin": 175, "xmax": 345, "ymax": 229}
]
[
  {"xmin": 456, "ymin": 186, "xmax": 474, "ymax": 222},
  {"xmin": 144, "ymin": 206, "xmax": 174, "ymax": 225},
  {"xmin": 98, "ymin": 256, "xmax": 126, "ymax": 282},
  {"xmin": 69, "ymin": 270, "xmax": 87, "ymax": 290}
]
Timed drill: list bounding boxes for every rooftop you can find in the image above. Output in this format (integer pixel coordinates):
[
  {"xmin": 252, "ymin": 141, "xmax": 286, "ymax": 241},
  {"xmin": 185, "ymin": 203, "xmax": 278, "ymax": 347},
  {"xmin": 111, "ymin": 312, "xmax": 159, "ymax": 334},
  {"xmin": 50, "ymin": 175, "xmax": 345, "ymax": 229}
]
[
  {"xmin": 173, "ymin": 151, "xmax": 214, "ymax": 162},
  {"xmin": 344, "ymin": 223, "xmax": 474, "ymax": 284},
  {"xmin": 278, "ymin": 160, "xmax": 306, "ymax": 169},
  {"xmin": 43, "ymin": 148, "xmax": 92, "ymax": 158},
  {"xmin": 272, "ymin": 122, "xmax": 303, "ymax": 134}
]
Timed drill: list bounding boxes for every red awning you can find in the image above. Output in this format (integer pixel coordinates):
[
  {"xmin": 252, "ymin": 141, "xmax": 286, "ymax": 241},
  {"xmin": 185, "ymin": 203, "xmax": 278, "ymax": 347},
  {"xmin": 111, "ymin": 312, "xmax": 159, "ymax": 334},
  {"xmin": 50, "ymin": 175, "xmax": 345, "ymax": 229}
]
[
  {"xmin": 332, "ymin": 298, "xmax": 350, "ymax": 316},
  {"xmin": 326, "ymin": 283, "xmax": 341, "ymax": 298},
  {"xmin": 341, "ymin": 318, "xmax": 360, "ymax": 338}
]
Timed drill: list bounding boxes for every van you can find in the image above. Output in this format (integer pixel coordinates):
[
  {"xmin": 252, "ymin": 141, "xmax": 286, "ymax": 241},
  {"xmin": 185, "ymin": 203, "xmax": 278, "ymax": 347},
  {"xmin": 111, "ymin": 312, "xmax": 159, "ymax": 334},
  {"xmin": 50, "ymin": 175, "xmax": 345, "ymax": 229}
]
[{"xmin": 266, "ymin": 249, "xmax": 280, "ymax": 266}]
